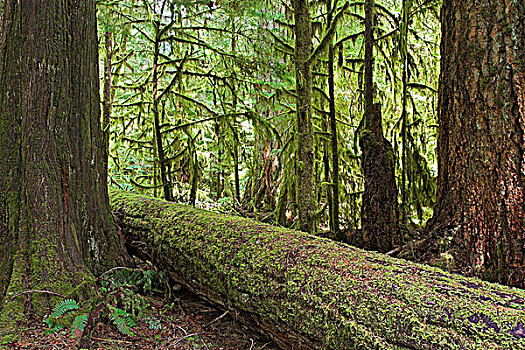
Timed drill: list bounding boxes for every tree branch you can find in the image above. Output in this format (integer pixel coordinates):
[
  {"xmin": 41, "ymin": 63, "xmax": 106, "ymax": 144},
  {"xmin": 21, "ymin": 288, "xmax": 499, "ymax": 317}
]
[{"xmin": 307, "ymin": 2, "xmax": 350, "ymax": 65}]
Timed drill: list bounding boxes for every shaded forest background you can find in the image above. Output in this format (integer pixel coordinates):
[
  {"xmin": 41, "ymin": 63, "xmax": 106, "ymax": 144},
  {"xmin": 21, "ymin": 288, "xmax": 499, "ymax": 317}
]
[{"xmin": 98, "ymin": 0, "xmax": 439, "ymax": 238}]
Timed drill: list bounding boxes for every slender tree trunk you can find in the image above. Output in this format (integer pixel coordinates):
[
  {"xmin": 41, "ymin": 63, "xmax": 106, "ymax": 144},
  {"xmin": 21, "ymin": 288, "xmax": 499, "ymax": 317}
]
[
  {"xmin": 231, "ymin": 18, "xmax": 241, "ymax": 204},
  {"xmin": 292, "ymin": 0, "xmax": 315, "ymax": 233},
  {"xmin": 360, "ymin": 0, "xmax": 401, "ymax": 252},
  {"xmin": 425, "ymin": 0, "xmax": 525, "ymax": 287},
  {"xmin": 103, "ymin": 31, "xmax": 113, "ymax": 175},
  {"xmin": 232, "ymin": 131, "xmax": 241, "ymax": 202},
  {"xmin": 363, "ymin": 0, "xmax": 374, "ymax": 123},
  {"xmin": 0, "ymin": 0, "xmax": 127, "ymax": 337},
  {"xmin": 0, "ymin": 1, "xmax": 4, "ymax": 30},
  {"xmin": 400, "ymin": 0, "xmax": 411, "ymax": 226},
  {"xmin": 187, "ymin": 130, "xmax": 199, "ymax": 207},
  {"xmin": 214, "ymin": 120, "xmax": 223, "ymax": 199},
  {"xmin": 152, "ymin": 26, "xmax": 173, "ymax": 201},
  {"xmin": 189, "ymin": 151, "xmax": 199, "ymax": 207},
  {"xmin": 322, "ymin": 108, "xmax": 334, "ymax": 232},
  {"xmin": 327, "ymin": 0, "xmax": 341, "ymax": 240}
]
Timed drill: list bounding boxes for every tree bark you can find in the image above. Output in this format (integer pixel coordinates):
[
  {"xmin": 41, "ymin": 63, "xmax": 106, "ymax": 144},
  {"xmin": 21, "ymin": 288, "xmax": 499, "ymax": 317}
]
[
  {"xmin": 361, "ymin": 104, "xmax": 401, "ymax": 252},
  {"xmin": 0, "ymin": 0, "xmax": 127, "ymax": 339},
  {"xmin": 360, "ymin": 0, "xmax": 400, "ymax": 252},
  {"xmin": 103, "ymin": 31, "xmax": 113, "ymax": 175},
  {"xmin": 292, "ymin": 0, "xmax": 315, "ymax": 233},
  {"xmin": 399, "ymin": 0, "xmax": 412, "ymax": 226},
  {"xmin": 327, "ymin": 0, "xmax": 341, "ymax": 240},
  {"xmin": 112, "ymin": 190, "xmax": 525, "ymax": 350},
  {"xmin": 363, "ymin": 0, "xmax": 375, "ymax": 125},
  {"xmin": 424, "ymin": 0, "xmax": 525, "ymax": 287},
  {"xmin": 152, "ymin": 22, "xmax": 174, "ymax": 202}
]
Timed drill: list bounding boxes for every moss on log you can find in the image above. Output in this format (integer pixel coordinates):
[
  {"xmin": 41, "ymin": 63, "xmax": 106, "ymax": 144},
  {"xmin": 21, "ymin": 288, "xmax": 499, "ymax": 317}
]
[{"xmin": 110, "ymin": 190, "xmax": 525, "ymax": 349}]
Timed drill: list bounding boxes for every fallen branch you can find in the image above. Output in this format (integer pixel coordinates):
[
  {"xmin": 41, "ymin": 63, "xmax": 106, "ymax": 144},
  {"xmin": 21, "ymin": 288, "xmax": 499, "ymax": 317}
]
[{"xmin": 9, "ymin": 290, "xmax": 65, "ymax": 301}]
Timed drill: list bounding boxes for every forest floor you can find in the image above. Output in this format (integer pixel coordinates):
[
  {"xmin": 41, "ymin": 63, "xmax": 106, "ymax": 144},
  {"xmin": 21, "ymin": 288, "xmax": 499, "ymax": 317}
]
[{"xmin": 5, "ymin": 288, "xmax": 279, "ymax": 350}]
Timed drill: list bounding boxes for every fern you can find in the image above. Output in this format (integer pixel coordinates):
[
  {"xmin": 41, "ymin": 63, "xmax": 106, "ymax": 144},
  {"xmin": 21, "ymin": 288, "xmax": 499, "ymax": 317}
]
[
  {"xmin": 44, "ymin": 325, "xmax": 63, "ymax": 335},
  {"xmin": 50, "ymin": 299, "xmax": 79, "ymax": 318},
  {"xmin": 45, "ymin": 299, "xmax": 82, "ymax": 334},
  {"xmin": 146, "ymin": 318, "xmax": 161, "ymax": 330},
  {"xmin": 71, "ymin": 314, "xmax": 89, "ymax": 337},
  {"xmin": 108, "ymin": 306, "xmax": 136, "ymax": 336}
]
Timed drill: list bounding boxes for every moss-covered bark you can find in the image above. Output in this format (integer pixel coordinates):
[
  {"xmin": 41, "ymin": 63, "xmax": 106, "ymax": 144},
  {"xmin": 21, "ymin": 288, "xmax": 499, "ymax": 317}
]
[
  {"xmin": 292, "ymin": 0, "xmax": 315, "ymax": 234},
  {"xmin": 0, "ymin": 0, "xmax": 128, "ymax": 342},
  {"xmin": 111, "ymin": 190, "xmax": 525, "ymax": 350},
  {"xmin": 361, "ymin": 0, "xmax": 400, "ymax": 253}
]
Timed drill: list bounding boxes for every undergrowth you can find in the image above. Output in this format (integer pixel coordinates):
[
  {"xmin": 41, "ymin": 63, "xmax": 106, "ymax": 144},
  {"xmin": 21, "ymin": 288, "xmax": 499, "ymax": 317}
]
[{"xmin": 43, "ymin": 265, "xmax": 169, "ymax": 340}]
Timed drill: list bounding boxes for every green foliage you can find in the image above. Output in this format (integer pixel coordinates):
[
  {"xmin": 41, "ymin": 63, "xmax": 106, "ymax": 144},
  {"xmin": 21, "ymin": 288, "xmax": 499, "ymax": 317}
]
[
  {"xmin": 98, "ymin": 0, "xmax": 442, "ymax": 232},
  {"xmin": 44, "ymin": 299, "xmax": 83, "ymax": 335},
  {"xmin": 42, "ymin": 267, "xmax": 166, "ymax": 339},
  {"xmin": 103, "ymin": 267, "xmax": 168, "ymax": 296},
  {"xmin": 71, "ymin": 314, "xmax": 89, "ymax": 338},
  {"xmin": 44, "ymin": 298, "xmax": 138, "ymax": 338},
  {"xmin": 50, "ymin": 299, "xmax": 80, "ymax": 318},
  {"xmin": 107, "ymin": 305, "xmax": 136, "ymax": 336},
  {"xmin": 146, "ymin": 318, "xmax": 162, "ymax": 330}
]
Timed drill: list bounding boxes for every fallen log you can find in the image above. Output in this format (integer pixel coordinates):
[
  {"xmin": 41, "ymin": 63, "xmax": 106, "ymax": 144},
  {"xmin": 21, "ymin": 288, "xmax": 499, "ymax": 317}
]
[{"xmin": 110, "ymin": 190, "xmax": 525, "ymax": 349}]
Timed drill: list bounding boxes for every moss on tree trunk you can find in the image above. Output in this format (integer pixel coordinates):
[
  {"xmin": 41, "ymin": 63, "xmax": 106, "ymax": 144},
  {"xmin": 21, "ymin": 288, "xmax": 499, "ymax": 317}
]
[
  {"xmin": 112, "ymin": 190, "xmax": 525, "ymax": 350},
  {"xmin": 361, "ymin": 0, "xmax": 400, "ymax": 253},
  {"xmin": 361, "ymin": 104, "xmax": 401, "ymax": 253},
  {"xmin": 292, "ymin": 0, "xmax": 315, "ymax": 234},
  {"xmin": 0, "ymin": 1, "xmax": 128, "ymax": 342}
]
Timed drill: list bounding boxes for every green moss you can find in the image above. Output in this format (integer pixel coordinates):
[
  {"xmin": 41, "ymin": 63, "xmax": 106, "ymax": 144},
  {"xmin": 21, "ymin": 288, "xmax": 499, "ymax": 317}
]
[
  {"xmin": 0, "ymin": 222, "xmax": 93, "ymax": 343},
  {"xmin": 109, "ymin": 190, "xmax": 525, "ymax": 349}
]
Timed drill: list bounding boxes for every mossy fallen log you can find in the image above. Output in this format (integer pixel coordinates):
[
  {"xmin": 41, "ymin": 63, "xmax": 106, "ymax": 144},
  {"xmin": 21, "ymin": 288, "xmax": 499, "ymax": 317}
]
[{"xmin": 110, "ymin": 190, "xmax": 525, "ymax": 350}]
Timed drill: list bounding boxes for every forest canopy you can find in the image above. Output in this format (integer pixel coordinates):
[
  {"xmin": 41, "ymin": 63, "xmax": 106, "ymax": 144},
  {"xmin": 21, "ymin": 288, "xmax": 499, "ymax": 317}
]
[{"xmin": 98, "ymin": 0, "xmax": 440, "ymax": 233}]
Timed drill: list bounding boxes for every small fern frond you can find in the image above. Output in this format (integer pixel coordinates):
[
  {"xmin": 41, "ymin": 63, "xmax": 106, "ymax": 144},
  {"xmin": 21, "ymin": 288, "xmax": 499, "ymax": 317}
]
[
  {"xmin": 108, "ymin": 306, "xmax": 136, "ymax": 336},
  {"xmin": 71, "ymin": 314, "xmax": 89, "ymax": 337},
  {"xmin": 51, "ymin": 299, "xmax": 79, "ymax": 318},
  {"xmin": 45, "ymin": 325, "xmax": 63, "ymax": 335},
  {"xmin": 124, "ymin": 314, "xmax": 136, "ymax": 328}
]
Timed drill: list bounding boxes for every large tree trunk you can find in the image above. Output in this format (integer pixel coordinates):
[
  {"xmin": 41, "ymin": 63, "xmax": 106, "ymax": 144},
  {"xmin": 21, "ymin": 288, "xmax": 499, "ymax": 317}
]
[
  {"xmin": 292, "ymin": 0, "xmax": 315, "ymax": 233},
  {"xmin": 112, "ymin": 190, "xmax": 525, "ymax": 350},
  {"xmin": 424, "ymin": 0, "xmax": 525, "ymax": 286},
  {"xmin": 0, "ymin": 0, "xmax": 127, "ymax": 338}
]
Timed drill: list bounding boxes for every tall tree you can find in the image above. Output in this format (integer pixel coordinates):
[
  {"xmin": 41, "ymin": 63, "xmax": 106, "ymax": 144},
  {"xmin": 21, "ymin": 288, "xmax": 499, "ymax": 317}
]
[
  {"xmin": 151, "ymin": 9, "xmax": 175, "ymax": 202},
  {"xmin": 399, "ymin": 0, "xmax": 412, "ymax": 226},
  {"xmin": 327, "ymin": 0, "xmax": 342, "ymax": 240},
  {"xmin": 0, "ymin": 0, "xmax": 127, "ymax": 336},
  {"xmin": 292, "ymin": 0, "xmax": 315, "ymax": 233},
  {"xmin": 424, "ymin": 0, "xmax": 525, "ymax": 286},
  {"xmin": 360, "ymin": 0, "xmax": 401, "ymax": 252}
]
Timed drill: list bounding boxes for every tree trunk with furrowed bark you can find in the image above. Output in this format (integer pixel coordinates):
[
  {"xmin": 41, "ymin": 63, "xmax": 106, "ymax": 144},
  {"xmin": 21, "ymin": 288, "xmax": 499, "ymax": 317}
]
[
  {"xmin": 111, "ymin": 190, "xmax": 525, "ymax": 350},
  {"xmin": 0, "ymin": 0, "xmax": 128, "ymax": 341},
  {"xmin": 421, "ymin": 0, "xmax": 525, "ymax": 287},
  {"xmin": 360, "ymin": 0, "xmax": 400, "ymax": 253}
]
